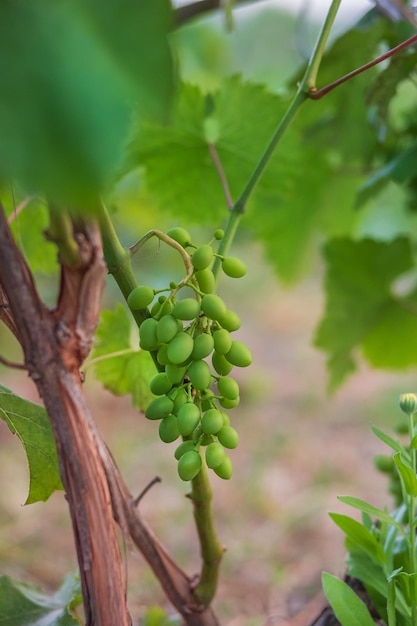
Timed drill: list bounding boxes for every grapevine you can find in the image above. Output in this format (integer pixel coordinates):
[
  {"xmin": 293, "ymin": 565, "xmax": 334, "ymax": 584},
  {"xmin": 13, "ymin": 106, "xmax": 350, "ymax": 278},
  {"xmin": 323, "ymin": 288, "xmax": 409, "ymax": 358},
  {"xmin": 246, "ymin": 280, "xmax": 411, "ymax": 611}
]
[{"xmin": 128, "ymin": 227, "xmax": 251, "ymax": 482}]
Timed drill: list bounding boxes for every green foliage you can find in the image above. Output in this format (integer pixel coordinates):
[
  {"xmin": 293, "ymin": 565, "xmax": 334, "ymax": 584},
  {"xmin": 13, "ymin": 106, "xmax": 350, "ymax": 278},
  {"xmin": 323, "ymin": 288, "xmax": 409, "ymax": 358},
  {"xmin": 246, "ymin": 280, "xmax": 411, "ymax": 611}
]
[
  {"xmin": 314, "ymin": 237, "xmax": 415, "ymax": 391},
  {"xmin": 322, "ymin": 573, "xmax": 376, "ymax": 626},
  {"xmin": 0, "ymin": 0, "xmax": 174, "ymax": 208},
  {"xmin": 0, "ymin": 572, "xmax": 82, "ymax": 625},
  {"xmin": 90, "ymin": 304, "xmax": 155, "ymax": 410},
  {"xmin": 0, "ymin": 384, "xmax": 63, "ymax": 504}
]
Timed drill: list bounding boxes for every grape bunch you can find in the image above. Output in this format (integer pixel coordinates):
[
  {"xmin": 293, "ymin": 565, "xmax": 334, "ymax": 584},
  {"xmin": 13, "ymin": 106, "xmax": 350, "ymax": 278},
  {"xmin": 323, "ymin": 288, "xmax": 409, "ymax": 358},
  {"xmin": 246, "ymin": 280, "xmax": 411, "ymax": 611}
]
[{"xmin": 127, "ymin": 226, "xmax": 252, "ymax": 482}]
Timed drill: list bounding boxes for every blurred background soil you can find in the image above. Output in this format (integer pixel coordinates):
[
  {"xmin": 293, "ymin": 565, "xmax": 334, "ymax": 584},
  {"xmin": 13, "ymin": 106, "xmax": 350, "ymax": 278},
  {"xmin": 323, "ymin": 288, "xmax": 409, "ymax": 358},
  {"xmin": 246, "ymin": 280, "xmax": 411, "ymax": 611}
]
[{"xmin": 0, "ymin": 243, "xmax": 414, "ymax": 625}]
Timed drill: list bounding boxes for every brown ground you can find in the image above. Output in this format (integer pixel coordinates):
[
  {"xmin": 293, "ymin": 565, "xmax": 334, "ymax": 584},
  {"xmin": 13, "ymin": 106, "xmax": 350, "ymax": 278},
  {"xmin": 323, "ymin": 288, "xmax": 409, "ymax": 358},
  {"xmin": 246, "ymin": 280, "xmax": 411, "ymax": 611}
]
[{"xmin": 0, "ymin": 246, "xmax": 414, "ymax": 625}]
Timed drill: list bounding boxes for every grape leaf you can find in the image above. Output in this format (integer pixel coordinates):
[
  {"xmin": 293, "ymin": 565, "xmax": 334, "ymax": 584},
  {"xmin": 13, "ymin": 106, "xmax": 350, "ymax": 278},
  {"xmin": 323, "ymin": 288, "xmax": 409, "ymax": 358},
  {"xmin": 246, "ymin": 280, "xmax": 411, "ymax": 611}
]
[
  {"xmin": 91, "ymin": 304, "xmax": 155, "ymax": 410},
  {"xmin": 0, "ymin": 573, "xmax": 82, "ymax": 626},
  {"xmin": 0, "ymin": 384, "xmax": 63, "ymax": 504},
  {"xmin": 0, "ymin": 0, "xmax": 174, "ymax": 208},
  {"xmin": 314, "ymin": 237, "xmax": 414, "ymax": 391}
]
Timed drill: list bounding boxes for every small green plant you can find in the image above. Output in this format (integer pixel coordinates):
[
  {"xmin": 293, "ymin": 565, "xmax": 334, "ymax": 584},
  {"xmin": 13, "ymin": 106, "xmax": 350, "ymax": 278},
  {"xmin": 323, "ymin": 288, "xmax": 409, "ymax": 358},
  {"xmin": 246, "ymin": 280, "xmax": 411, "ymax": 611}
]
[{"xmin": 325, "ymin": 393, "xmax": 417, "ymax": 626}]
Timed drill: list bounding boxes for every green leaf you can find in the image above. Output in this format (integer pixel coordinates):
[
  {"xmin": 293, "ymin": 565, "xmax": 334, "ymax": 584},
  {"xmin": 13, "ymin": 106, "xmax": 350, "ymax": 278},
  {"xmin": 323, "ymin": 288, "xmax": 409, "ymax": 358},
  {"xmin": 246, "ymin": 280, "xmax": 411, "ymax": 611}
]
[
  {"xmin": 91, "ymin": 304, "xmax": 155, "ymax": 410},
  {"xmin": 0, "ymin": 0, "xmax": 174, "ymax": 207},
  {"xmin": 338, "ymin": 496, "xmax": 405, "ymax": 534},
  {"xmin": 0, "ymin": 573, "xmax": 82, "ymax": 625},
  {"xmin": 0, "ymin": 384, "xmax": 63, "ymax": 504},
  {"xmin": 314, "ymin": 237, "xmax": 414, "ymax": 391},
  {"xmin": 393, "ymin": 452, "xmax": 417, "ymax": 497},
  {"xmin": 322, "ymin": 573, "xmax": 376, "ymax": 626},
  {"xmin": 329, "ymin": 513, "xmax": 386, "ymax": 566},
  {"xmin": 371, "ymin": 425, "xmax": 408, "ymax": 457}
]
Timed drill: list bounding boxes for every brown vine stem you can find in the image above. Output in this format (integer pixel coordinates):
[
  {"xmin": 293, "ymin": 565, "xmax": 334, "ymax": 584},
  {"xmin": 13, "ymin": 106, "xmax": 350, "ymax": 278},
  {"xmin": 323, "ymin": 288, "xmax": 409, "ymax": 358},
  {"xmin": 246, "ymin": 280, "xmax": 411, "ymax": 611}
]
[
  {"xmin": 0, "ymin": 354, "xmax": 26, "ymax": 370},
  {"xmin": 208, "ymin": 143, "xmax": 233, "ymax": 209},
  {"xmin": 307, "ymin": 33, "xmax": 417, "ymax": 100}
]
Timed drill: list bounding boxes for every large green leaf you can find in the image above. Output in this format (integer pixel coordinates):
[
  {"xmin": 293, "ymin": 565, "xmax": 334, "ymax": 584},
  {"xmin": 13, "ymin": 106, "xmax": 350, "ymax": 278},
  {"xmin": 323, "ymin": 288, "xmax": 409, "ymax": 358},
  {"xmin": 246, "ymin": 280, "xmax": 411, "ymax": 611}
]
[
  {"xmin": 0, "ymin": 0, "xmax": 174, "ymax": 208},
  {"xmin": 314, "ymin": 237, "xmax": 415, "ymax": 391},
  {"xmin": 0, "ymin": 573, "xmax": 82, "ymax": 626},
  {"xmin": 0, "ymin": 385, "xmax": 63, "ymax": 504},
  {"xmin": 90, "ymin": 304, "xmax": 155, "ymax": 410},
  {"xmin": 329, "ymin": 513, "xmax": 386, "ymax": 567},
  {"xmin": 322, "ymin": 573, "xmax": 376, "ymax": 626}
]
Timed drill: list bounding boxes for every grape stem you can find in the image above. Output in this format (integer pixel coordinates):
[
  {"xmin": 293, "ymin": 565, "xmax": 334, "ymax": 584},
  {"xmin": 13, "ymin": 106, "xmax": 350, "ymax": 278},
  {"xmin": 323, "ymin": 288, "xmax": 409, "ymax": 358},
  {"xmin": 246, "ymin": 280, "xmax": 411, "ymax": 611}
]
[{"xmin": 208, "ymin": 143, "xmax": 233, "ymax": 209}]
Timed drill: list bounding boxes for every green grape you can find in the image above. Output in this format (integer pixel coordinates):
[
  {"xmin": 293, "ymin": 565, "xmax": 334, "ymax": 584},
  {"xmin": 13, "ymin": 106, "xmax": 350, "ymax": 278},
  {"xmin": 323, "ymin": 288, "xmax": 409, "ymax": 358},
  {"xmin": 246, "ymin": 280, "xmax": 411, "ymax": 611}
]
[
  {"xmin": 139, "ymin": 318, "xmax": 159, "ymax": 350},
  {"xmin": 174, "ymin": 440, "xmax": 196, "ymax": 460},
  {"xmin": 159, "ymin": 414, "xmax": 180, "ymax": 443},
  {"xmin": 191, "ymin": 333, "xmax": 214, "ymax": 360},
  {"xmin": 169, "ymin": 281, "xmax": 178, "ymax": 290},
  {"xmin": 127, "ymin": 285, "xmax": 155, "ymax": 310},
  {"xmin": 213, "ymin": 329, "xmax": 232, "ymax": 355},
  {"xmin": 222, "ymin": 256, "xmax": 247, "ymax": 278},
  {"xmin": 150, "ymin": 372, "xmax": 172, "ymax": 396},
  {"xmin": 218, "ymin": 309, "xmax": 241, "ymax": 332},
  {"xmin": 219, "ymin": 395, "xmax": 240, "ymax": 409},
  {"xmin": 157, "ymin": 315, "xmax": 181, "ymax": 343},
  {"xmin": 220, "ymin": 411, "xmax": 230, "ymax": 426},
  {"xmin": 225, "ymin": 340, "xmax": 252, "ymax": 367},
  {"xmin": 205, "ymin": 442, "xmax": 225, "ymax": 469},
  {"xmin": 214, "ymin": 229, "xmax": 224, "ymax": 240},
  {"xmin": 159, "ymin": 298, "xmax": 174, "ymax": 317},
  {"xmin": 214, "ymin": 455, "xmax": 233, "ymax": 479},
  {"xmin": 178, "ymin": 450, "xmax": 202, "ymax": 481},
  {"xmin": 201, "ymin": 408, "xmax": 224, "ymax": 434},
  {"xmin": 177, "ymin": 402, "xmax": 201, "ymax": 436},
  {"xmin": 145, "ymin": 395, "xmax": 174, "ymax": 420},
  {"xmin": 151, "ymin": 299, "xmax": 162, "ymax": 317},
  {"xmin": 172, "ymin": 388, "xmax": 188, "ymax": 413},
  {"xmin": 195, "ymin": 269, "xmax": 216, "ymax": 294},
  {"xmin": 201, "ymin": 294, "xmax": 227, "ymax": 321},
  {"xmin": 188, "ymin": 360, "xmax": 212, "ymax": 391},
  {"xmin": 157, "ymin": 344, "xmax": 170, "ymax": 366},
  {"xmin": 167, "ymin": 332, "xmax": 194, "ymax": 365},
  {"xmin": 217, "ymin": 425, "xmax": 239, "ymax": 449},
  {"xmin": 218, "ymin": 376, "xmax": 239, "ymax": 400},
  {"xmin": 192, "ymin": 245, "xmax": 214, "ymax": 270},
  {"xmin": 167, "ymin": 227, "xmax": 192, "ymax": 248},
  {"xmin": 172, "ymin": 298, "xmax": 201, "ymax": 321},
  {"xmin": 166, "ymin": 363, "xmax": 188, "ymax": 385},
  {"xmin": 212, "ymin": 351, "xmax": 233, "ymax": 376},
  {"xmin": 374, "ymin": 455, "xmax": 395, "ymax": 473},
  {"xmin": 201, "ymin": 389, "xmax": 215, "ymax": 411}
]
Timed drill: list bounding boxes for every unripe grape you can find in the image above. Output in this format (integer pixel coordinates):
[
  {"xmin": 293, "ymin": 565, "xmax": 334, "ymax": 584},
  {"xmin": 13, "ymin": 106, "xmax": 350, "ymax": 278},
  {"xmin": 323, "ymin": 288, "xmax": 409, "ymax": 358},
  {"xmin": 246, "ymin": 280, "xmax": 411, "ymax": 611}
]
[
  {"xmin": 222, "ymin": 257, "xmax": 247, "ymax": 278},
  {"xmin": 201, "ymin": 408, "xmax": 224, "ymax": 434},
  {"xmin": 218, "ymin": 309, "xmax": 241, "ymax": 332},
  {"xmin": 213, "ymin": 329, "xmax": 232, "ymax": 355},
  {"xmin": 218, "ymin": 376, "xmax": 239, "ymax": 400},
  {"xmin": 151, "ymin": 299, "xmax": 162, "ymax": 317},
  {"xmin": 191, "ymin": 333, "xmax": 214, "ymax": 360},
  {"xmin": 177, "ymin": 402, "xmax": 201, "ymax": 436},
  {"xmin": 217, "ymin": 425, "xmax": 239, "ymax": 449},
  {"xmin": 159, "ymin": 414, "xmax": 180, "ymax": 443},
  {"xmin": 167, "ymin": 227, "xmax": 192, "ymax": 248},
  {"xmin": 188, "ymin": 360, "xmax": 212, "ymax": 391},
  {"xmin": 159, "ymin": 298, "xmax": 174, "ymax": 317},
  {"xmin": 167, "ymin": 332, "xmax": 194, "ymax": 365},
  {"xmin": 201, "ymin": 294, "xmax": 226, "ymax": 321},
  {"xmin": 195, "ymin": 269, "xmax": 216, "ymax": 294},
  {"xmin": 374, "ymin": 455, "xmax": 394, "ymax": 473},
  {"xmin": 139, "ymin": 318, "xmax": 159, "ymax": 351},
  {"xmin": 192, "ymin": 245, "xmax": 214, "ymax": 270},
  {"xmin": 150, "ymin": 372, "xmax": 173, "ymax": 396},
  {"xmin": 214, "ymin": 229, "xmax": 224, "ymax": 240},
  {"xmin": 128, "ymin": 285, "xmax": 155, "ymax": 310},
  {"xmin": 212, "ymin": 351, "xmax": 233, "ymax": 376},
  {"xmin": 174, "ymin": 440, "xmax": 196, "ymax": 460},
  {"xmin": 214, "ymin": 455, "xmax": 233, "ymax": 479},
  {"xmin": 172, "ymin": 388, "xmax": 187, "ymax": 413},
  {"xmin": 220, "ymin": 411, "xmax": 230, "ymax": 427},
  {"xmin": 157, "ymin": 315, "xmax": 181, "ymax": 343},
  {"xmin": 201, "ymin": 389, "xmax": 215, "ymax": 411},
  {"xmin": 205, "ymin": 443, "xmax": 226, "ymax": 469},
  {"xmin": 225, "ymin": 340, "xmax": 252, "ymax": 367},
  {"xmin": 145, "ymin": 395, "xmax": 174, "ymax": 420},
  {"xmin": 178, "ymin": 450, "xmax": 202, "ymax": 481},
  {"xmin": 172, "ymin": 298, "xmax": 201, "ymax": 321},
  {"xmin": 157, "ymin": 344, "xmax": 170, "ymax": 365},
  {"xmin": 219, "ymin": 395, "xmax": 240, "ymax": 409},
  {"xmin": 166, "ymin": 363, "xmax": 188, "ymax": 385}
]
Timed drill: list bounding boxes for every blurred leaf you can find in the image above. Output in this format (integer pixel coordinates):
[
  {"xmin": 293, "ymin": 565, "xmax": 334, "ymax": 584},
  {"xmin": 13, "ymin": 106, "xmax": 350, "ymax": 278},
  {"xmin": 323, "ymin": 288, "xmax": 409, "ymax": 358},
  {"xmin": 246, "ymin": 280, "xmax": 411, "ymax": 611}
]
[
  {"xmin": 329, "ymin": 513, "xmax": 386, "ymax": 567},
  {"xmin": 0, "ymin": 0, "xmax": 174, "ymax": 208},
  {"xmin": 314, "ymin": 237, "xmax": 414, "ymax": 391},
  {"xmin": 0, "ymin": 573, "xmax": 81, "ymax": 625},
  {"xmin": 393, "ymin": 452, "xmax": 417, "ymax": 497},
  {"xmin": 91, "ymin": 304, "xmax": 155, "ymax": 410},
  {"xmin": 322, "ymin": 573, "xmax": 376, "ymax": 626},
  {"xmin": 0, "ymin": 384, "xmax": 63, "ymax": 504},
  {"xmin": 371, "ymin": 425, "xmax": 407, "ymax": 456},
  {"xmin": 338, "ymin": 496, "xmax": 404, "ymax": 533}
]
